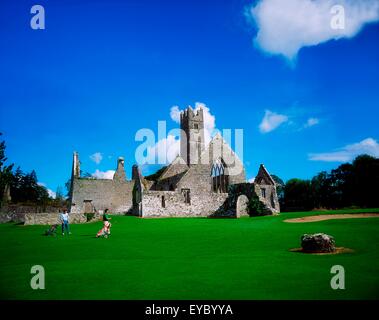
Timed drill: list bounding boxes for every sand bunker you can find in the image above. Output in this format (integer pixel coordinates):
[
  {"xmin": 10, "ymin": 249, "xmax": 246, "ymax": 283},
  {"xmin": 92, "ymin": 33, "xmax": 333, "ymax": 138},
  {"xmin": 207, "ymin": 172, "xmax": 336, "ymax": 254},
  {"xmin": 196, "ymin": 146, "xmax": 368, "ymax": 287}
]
[
  {"xmin": 290, "ymin": 247, "xmax": 354, "ymax": 255},
  {"xmin": 284, "ymin": 213, "xmax": 379, "ymax": 223}
]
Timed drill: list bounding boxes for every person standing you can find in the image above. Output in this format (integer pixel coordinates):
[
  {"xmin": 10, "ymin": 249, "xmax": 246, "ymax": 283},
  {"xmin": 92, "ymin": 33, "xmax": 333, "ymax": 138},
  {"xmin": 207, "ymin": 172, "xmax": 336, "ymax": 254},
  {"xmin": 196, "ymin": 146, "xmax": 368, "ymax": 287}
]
[{"xmin": 60, "ymin": 209, "xmax": 71, "ymax": 236}]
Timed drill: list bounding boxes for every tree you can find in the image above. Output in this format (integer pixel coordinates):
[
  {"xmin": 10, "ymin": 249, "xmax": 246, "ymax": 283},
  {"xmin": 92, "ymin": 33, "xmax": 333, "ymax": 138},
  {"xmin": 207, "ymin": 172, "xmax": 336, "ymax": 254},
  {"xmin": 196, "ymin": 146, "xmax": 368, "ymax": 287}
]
[
  {"xmin": 283, "ymin": 179, "xmax": 313, "ymax": 211},
  {"xmin": 65, "ymin": 178, "xmax": 72, "ymax": 198},
  {"xmin": 9, "ymin": 168, "xmax": 49, "ymax": 204},
  {"xmin": 271, "ymin": 174, "xmax": 285, "ymax": 204},
  {"xmin": 281, "ymin": 154, "xmax": 379, "ymax": 211},
  {"xmin": 351, "ymin": 155, "xmax": 379, "ymax": 208},
  {"xmin": 55, "ymin": 186, "xmax": 64, "ymax": 201},
  {"xmin": 0, "ymin": 133, "xmax": 14, "ymax": 206},
  {"xmin": 328, "ymin": 163, "xmax": 354, "ymax": 208},
  {"xmin": 311, "ymin": 171, "xmax": 332, "ymax": 209},
  {"xmin": 0, "ymin": 133, "xmax": 58, "ymax": 207}
]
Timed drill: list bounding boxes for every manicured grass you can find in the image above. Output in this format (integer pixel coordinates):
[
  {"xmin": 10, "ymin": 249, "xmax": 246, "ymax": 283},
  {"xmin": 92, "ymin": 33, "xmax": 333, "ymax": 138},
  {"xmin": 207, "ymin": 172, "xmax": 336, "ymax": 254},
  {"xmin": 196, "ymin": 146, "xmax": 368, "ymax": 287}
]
[{"xmin": 0, "ymin": 209, "xmax": 378, "ymax": 300}]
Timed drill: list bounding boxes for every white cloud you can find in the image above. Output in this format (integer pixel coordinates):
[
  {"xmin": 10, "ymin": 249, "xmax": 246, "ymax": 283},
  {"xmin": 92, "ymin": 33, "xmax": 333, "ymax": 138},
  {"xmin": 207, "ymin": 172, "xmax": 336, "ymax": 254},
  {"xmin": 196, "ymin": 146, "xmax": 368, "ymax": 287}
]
[
  {"xmin": 47, "ymin": 189, "xmax": 57, "ymax": 199},
  {"xmin": 92, "ymin": 169, "xmax": 116, "ymax": 180},
  {"xmin": 247, "ymin": 0, "xmax": 379, "ymax": 60},
  {"xmin": 195, "ymin": 102, "xmax": 216, "ymax": 145},
  {"xmin": 38, "ymin": 182, "xmax": 56, "ymax": 199},
  {"xmin": 146, "ymin": 134, "xmax": 181, "ymax": 164},
  {"xmin": 90, "ymin": 152, "xmax": 103, "ymax": 165},
  {"xmin": 248, "ymin": 177, "xmax": 255, "ymax": 183},
  {"xmin": 305, "ymin": 117, "xmax": 320, "ymax": 128},
  {"xmin": 259, "ymin": 110, "xmax": 288, "ymax": 133},
  {"xmin": 309, "ymin": 137, "xmax": 379, "ymax": 162}
]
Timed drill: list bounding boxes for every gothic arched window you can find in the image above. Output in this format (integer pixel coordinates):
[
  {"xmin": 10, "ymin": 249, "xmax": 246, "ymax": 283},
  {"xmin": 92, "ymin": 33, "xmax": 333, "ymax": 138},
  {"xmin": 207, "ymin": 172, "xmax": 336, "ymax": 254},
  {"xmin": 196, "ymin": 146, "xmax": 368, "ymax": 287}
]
[{"xmin": 211, "ymin": 158, "xmax": 229, "ymax": 193}]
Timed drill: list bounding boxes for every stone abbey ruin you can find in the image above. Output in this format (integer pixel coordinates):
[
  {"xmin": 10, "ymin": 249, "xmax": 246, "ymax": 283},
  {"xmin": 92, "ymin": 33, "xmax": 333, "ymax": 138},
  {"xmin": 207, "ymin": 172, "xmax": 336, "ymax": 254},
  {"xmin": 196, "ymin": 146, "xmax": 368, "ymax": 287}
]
[{"xmin": 69, "ymin": 106, "xmax": 280, "ymax": 218}]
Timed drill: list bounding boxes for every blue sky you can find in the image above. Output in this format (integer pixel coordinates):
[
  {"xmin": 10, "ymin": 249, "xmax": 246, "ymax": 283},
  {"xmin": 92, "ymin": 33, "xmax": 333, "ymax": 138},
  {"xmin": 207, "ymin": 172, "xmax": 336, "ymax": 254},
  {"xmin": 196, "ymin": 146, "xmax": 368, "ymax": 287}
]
[{"xmin": 1, "ymin": 0, "xmax": 379, "ymax": 195}]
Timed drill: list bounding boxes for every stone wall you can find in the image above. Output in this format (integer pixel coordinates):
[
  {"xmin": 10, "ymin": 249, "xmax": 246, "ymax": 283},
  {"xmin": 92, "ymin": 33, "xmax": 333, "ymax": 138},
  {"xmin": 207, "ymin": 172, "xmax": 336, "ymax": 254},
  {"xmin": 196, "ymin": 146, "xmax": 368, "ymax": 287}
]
[
  {"xmin": 141, "ymin": 191, "xmax": 228, "ymax": 218},
  {"xmin": 24, "ymin": 212, "xmax": 86, "ymax": 225},
  {"xmin": 150, "ymin": 157, "xmax": 188, "ymax": 191},
  {"xmin": 70, "ymin": 178, "xmax": 134, "ymax": 214},
  {"xmin": 254, "ymin": 183, "xmax": 280, "ymax": 214},
  {"xmin": 252, "ymin": 164, "xmax": 280, "ymax": 215},
  {"xmin": 1, "ymin": 204, "xmax": 63, "ymax": 214},
  {"xmin": 177, "ymin": 164, "xmax": 213, "ymax": 194},
  {"xmin": 0, "ymin": 212, "xmax": 26, "ymax": 224}
]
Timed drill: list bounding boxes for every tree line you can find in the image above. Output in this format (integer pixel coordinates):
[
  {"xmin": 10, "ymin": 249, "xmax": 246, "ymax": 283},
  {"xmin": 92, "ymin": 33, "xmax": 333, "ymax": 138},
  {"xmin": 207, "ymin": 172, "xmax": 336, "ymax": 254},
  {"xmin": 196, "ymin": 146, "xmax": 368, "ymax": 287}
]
[
  {"xmin": 0, "ymin": 133, "xmax": 65, "ymax": 207},
  {"xmin": 278, "ymin": 154, "xmax": 379, "ymax": 211}
]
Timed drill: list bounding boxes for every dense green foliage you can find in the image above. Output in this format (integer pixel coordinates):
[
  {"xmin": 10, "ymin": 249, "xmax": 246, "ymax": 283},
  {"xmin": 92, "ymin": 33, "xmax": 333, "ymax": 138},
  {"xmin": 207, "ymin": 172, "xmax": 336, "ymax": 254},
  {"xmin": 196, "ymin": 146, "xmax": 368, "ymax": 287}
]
[
  {"xmin": 248, "ymin": 192, "xmax": 267, "ymax": 216},
  {"xmin": 0, "ymin": 133, "xmax": 56, "ymax": 206},
  {"xmin": 0, "ymin": 209, "xmax": 378, "ymax": 300},
  {"xmin": 282, "ymin": 155, "xmax": 379, "ymax": 211},
  {"xmin": 271, "ymin": 174, "xmax": 284, "ymax": 201},
  {"xmin": 9, "ymin": 167, "xmax": 49, "ymax": 204},
  {"xmin": 0, "ymin": 133, "xmax": 14, "ymax": 202},
  {"xmin": 283, "ymin": 178, "xmax": 314, "ymax": 211}
]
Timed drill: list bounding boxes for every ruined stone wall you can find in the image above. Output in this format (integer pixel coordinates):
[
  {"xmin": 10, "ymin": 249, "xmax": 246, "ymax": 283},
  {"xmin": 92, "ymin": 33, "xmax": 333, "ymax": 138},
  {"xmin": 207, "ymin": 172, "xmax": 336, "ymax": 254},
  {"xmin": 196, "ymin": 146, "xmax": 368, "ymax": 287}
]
[
  {"xmin": 141, "ymin": 191, "xmax": 228, "ymax": 218},
  {"xmin": 24, "ymin": 212, "xmax": 86, "ymax": 225},
  {"xmin": 70, "ymin": 178, "xmax": 134, "ymax": 214},
  {"xmin": 225, "ymin": 183, "xmax": 255, "ymax": 216},
  {"xmin": 1, "ymin": 205, "xmax": 65, "ymax": 224},
  {"xmin": 177, "ymin": 164, "xmax": 213, "ymax": 194},
  {"xmin": 254, "ymin": 183, "xmax": 280, "ymax": 214},
  {"xmin": 155, "ymin": 172, "xmax": 187, "ymax": 191},
  {"xmin": 0, "ymin": 204, "xmax": 63, "ymax": 214},
  {"xmin": 253, "ymin": 164, "xmax": 280, "ymax": 214},
  {"xmin": 152, "ymin": 157, "xmax": 188, "ymax": 191},
  {"xmin": 0, "ymin": 212, "xmax": 26, "ymax": 224},
  {"xmin": 218, "ymin": 182, "xmax": 280, "ymax": 216}
]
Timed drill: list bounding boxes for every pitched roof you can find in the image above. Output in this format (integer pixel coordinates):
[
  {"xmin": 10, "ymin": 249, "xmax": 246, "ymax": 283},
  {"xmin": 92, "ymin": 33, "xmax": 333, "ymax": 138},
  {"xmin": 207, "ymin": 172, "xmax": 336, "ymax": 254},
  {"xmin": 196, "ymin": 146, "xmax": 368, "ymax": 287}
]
[
  {"xmin": 255, "ymin": 164, "xmax": 276, "ymax": 186},
  {"xmin": 158, "ymin": 156, "xmax": 188, "ymax": 181}
]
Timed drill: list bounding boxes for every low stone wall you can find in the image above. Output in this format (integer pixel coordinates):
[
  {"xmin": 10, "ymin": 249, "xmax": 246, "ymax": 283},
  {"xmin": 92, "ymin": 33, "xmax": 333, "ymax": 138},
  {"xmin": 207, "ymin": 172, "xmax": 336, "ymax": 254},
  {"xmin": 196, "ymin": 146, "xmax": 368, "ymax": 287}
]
[
  {"xmin": 1, "ymin": 204, "xmax": 63, "ymax": 214},
  {"xmin": 0, "ymin": 205, "xmax": 65, "ymax": 224},
  {"xmin": 141, "ymin": 191, "xmax": 228, "ymax": 218},
  {"xmin": 24, "ymin": 212, "xmax": 86, "ymax": 225},
  {"xmin": 0, "ymin": 212, "xmax": 26, "ymax": 224}
]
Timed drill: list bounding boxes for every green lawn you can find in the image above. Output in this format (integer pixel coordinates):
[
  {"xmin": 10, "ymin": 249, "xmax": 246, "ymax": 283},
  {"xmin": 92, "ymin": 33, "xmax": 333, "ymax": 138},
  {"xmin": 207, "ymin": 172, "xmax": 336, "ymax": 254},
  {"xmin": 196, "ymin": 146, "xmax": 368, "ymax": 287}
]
[{"xmin": 0, "ymin": 209, "xmax": 378, "ymax": 300}]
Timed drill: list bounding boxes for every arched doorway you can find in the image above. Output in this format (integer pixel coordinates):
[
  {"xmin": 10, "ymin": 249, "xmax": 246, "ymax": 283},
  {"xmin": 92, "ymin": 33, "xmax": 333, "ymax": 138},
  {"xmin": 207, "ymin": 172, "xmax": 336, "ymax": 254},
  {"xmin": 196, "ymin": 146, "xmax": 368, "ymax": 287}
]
[{"xmin": 237, "ymin": 195, "xmax": 249, "ymax": 217}]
